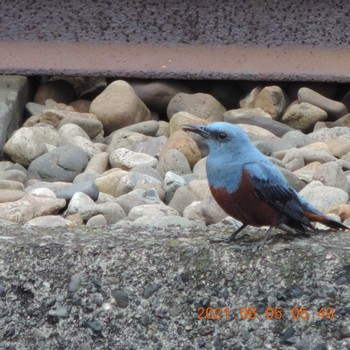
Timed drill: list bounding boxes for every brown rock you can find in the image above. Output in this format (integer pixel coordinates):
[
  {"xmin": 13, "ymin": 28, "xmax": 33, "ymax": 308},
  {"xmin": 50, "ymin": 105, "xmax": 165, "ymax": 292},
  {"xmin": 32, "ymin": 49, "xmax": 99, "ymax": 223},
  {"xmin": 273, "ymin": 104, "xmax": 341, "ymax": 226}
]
[
  {"xmin": 84, "ymin": 152, "xmax": 110, "ymax": 174},
  {"xmin": 90, "ymin": 80, "xmax": 151, "ymax": 135},
  {"xmin": 327, "ymin": 204, "xmax": 350, "ymax": 221},
  {"xmin": 0, "ymin": 193, "xmax": 66, "ymax": 224},
  {"xmin": 70, "ymin": 99, "xmax": 91, "ymax": 113},
  {"xmin": 239, "ymin": 87, "xmax": 262, "ymax": 108},
  {"xmin": 169, "ymin": 112, "xmax": 208, "ymax": 134},
  {"xmin": 280, "ymin": 102, "xmax": 328, "ymax": 132},
  {"xmin": 183, "ymin": 196, "xmax": 227, "ymax": 225},
  {"xmin": 298, "ymin": 87, "xmax": 348, "ymax": 121},
  {"xmin": 324, "ymin": 139, "xmax": 350, "ymax": 158},
  {"xmin": 254, "ymin": 86, "xmax": 287, "ymax": 120},
  {"xmin": 188, "ymin": 179, "xmax": 211, "ymax": 200},
  {"xmin": 40, "ymin": 109, "xmax": 103, "ymax": 139},
  {"xmin": 131, "ymin": 80, "xmax": 191, "ymax": 113},
  {"xmin": 224, "ymin": 107, "xmax": 272, "ymax": 120},
  {"xmin": 167, "ymin": 92, "xmax": 226, "ymax": 121},
  {"xmin": 94, "ymin": 168, "xmax": 128, "ymax": 197},
  {"xmin": 34, "ymin": 80, "xmax": 76, "ymax": 104},
  {"xmin": 160, "ymin": 130, "xmax": 201, "ymax": 168},
  {"xmin": 0, "ymin": 190, "xmax": 26, "ymax": 203}
]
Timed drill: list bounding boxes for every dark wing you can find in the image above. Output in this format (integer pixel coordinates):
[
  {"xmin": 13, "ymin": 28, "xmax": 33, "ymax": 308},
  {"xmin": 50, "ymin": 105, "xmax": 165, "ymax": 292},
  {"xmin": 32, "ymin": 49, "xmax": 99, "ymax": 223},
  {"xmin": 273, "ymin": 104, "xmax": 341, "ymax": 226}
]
[{"xmin": 244, "ymin": 161, "xmax": 313, "ymax": 230}]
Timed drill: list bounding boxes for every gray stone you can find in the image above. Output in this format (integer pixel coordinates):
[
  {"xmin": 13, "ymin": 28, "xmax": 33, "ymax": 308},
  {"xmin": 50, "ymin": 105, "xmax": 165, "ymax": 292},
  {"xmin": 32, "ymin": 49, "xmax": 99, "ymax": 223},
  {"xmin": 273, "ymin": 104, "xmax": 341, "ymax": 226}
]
[
  {"xmin": 3, "ymin": 128, "xmax": 48, "ymax": 166},
  {"xmin": 134, "ymin": 215, "xmax": 197, "ymax": 227},
  {"xmin": 183, "ymin": 197, "xmax": 227, "ymax": 225},
  {"xmin": 73, "ymin": 172, "xmax": 100, "ymax": 184},
  {"xmin": 0, "ymin": 75, "xmax": 29, "ymax": 151},
  {"xmin": 111, "ymin": 289, "xmax": 129, "ymax": 308},
  {"xmin": 130, "ymin": 136, "xmax": 168, "ymax": 158},
  {"xmin": 281, "ymin": 148, "xmax": 336, "ymax": 171},
  {"xmin": 0, "ymin": 180, "xmax": 24, "ymax": 191},
  {"xmin": 28, "ymin": 145, "xmax": 88, "ymax": 182},
  {"xmin": 55, "ymin": 181, "xmax": 99, "ymax": 201},
  {"xmin": 281, "ymin": 130, "xmax": 314, "ymax": 148},
  {"xmin": 111, "ymin": 120, "xmax": 160, "ymax": 137},
  {"xmin": 24, "ymin": 215, "xmax": 72, "ymax": 228},
  {"xmin": 66, "ymin": 192, "xmax": 125, "ymax": 224},
  {"xmin": 107, "ymin": 131, "xmax": 149, "ymax": 152},
  {"xmin": 66, "ymin": 135, "xmax": 101, "ymax": 160},
  {"xmin": 128, "ymin": 203, "xmax": 179, "ymax": 221},
  {"xmin": 58, "ymin": 123, "xmax": 90, "ymax": 144},
  {"xmin": 25, "ymin": 101, "xmax": 47, "ymax": 117},
  {"xmin": 115, "ymin": 188, "xmax": 161, "ymax": 215},
  {"xmin": 225, "ymin": 115, "xmax": 294, "ymax": 137},
  {"xmin": 86, "ymin": 214, "xmax": 107, "ymax": 227},
  {"xmin": 28, "ymin": 188, "xmax": 57, "ymax": 198},
  {"xmin": 299, "ymin": 181, "xmax": 349, "ymax": 212},
  {"xmin": 115, "ymin": 172, "xmax": 162, "ymax": 197},
  {"xmin": 130, "ymin": 165, "xmax": 163, "ymax": 182},
  {"xmin": 312, "ymin": 161, "xmax": 348, "ymax": 192},
  {"xmin": 167, "ymin": 92, "xmax": 226, "ymax": 121},
  {"xmin": 40, "ymin": 109, "xmax": 103, "ymax": 139},
  {"xmin": 0, "ymin": 169, "xmax": 26, "ymax": 183},
  {"xmin": 192, "ymin": 157, "xmax": 207, "ymax": 179},
  {"xmin": 68, "ymin": 273, "xmax": 82, "ymax": 293},
  {"xmin": 309, "ymin": 127, "xmax": 350, "ymax": 142},
  {"xmin": 278, "ymin": 166, "xmax": 306, "ymax": 192},
  {"xmin": 156, "ymin": 149, "xmax": 191, "ymax": 177},
  {"xmin": 168, "ymin": 186, "xmax": 198, "ymax": 216},
  {"xmin": 163, "ymin": 171, "xmax": 187, "ymax": 204},
  {"xmin": 24, "ymin": 180, "xmax": 70, "ymax": 193}
]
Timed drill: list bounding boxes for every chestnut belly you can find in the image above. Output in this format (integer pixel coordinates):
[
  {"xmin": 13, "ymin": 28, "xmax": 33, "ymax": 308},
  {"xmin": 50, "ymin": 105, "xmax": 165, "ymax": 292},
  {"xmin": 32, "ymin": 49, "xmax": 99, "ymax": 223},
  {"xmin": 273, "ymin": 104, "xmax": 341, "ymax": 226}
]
[{"xmin": 209, "ymin": 172, "xmax": 281, "ymax": 227}]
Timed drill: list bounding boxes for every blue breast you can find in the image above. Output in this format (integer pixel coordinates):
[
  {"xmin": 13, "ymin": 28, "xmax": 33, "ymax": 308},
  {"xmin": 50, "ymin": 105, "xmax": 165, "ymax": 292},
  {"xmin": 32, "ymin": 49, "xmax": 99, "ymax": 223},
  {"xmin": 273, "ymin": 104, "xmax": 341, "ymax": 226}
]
[{"xmin": 206, "ymin": 157, "xmax": 244, "ymax": 194}]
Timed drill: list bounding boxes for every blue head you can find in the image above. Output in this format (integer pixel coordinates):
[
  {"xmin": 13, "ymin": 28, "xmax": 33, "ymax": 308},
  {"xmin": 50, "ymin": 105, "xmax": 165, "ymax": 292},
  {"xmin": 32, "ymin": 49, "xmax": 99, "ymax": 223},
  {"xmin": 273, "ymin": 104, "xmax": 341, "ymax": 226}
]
[{"xmin": 183, "ymin": 122, "xmax": 255, "ymax": 159}]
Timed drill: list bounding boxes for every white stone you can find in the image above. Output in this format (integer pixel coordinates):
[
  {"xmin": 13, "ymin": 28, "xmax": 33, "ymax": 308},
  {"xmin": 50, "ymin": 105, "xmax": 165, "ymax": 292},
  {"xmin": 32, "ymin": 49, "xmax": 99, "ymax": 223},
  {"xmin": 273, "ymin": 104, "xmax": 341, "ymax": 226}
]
[{"xmin": 110, "ymin": 148, "xmax": 158, "ymax": 170}]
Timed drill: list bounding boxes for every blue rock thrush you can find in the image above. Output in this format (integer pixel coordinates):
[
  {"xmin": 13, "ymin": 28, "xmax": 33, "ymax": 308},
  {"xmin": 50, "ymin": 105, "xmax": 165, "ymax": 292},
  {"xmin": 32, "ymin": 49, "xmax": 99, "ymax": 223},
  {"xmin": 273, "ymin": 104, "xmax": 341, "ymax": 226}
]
[{"xmin": 183, "ymin": 122, "xmax": 348, "ymax": 248}]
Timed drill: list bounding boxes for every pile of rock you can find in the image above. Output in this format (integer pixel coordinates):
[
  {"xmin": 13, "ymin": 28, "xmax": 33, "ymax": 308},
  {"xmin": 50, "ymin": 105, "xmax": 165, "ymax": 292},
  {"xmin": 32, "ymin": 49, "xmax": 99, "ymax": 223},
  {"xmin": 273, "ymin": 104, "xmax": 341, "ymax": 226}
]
[{"xmin": 1, "ymin": 76, "xmax": 350, "ymax": 227}]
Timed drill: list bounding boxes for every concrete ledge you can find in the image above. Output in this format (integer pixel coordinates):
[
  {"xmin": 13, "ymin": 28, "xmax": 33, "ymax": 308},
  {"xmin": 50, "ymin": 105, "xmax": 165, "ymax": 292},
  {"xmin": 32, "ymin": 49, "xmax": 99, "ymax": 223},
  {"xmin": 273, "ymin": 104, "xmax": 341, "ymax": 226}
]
[{"xmin": 0, "ymin": 224, "xmax": 349, "ymax": 348}]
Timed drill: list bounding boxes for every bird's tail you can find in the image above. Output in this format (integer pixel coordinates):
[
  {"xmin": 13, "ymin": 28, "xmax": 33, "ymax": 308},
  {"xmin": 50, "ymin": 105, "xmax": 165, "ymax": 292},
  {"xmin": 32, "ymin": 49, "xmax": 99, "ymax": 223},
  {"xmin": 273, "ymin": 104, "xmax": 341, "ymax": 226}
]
[{"xmin": 304, "ymin": 211, "xmax": 349, "ymax": 230}]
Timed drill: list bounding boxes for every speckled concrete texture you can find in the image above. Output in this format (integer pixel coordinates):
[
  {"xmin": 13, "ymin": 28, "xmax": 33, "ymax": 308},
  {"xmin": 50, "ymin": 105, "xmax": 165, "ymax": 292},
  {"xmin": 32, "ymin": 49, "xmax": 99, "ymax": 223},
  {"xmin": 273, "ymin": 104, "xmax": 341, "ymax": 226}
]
[
  {"xmin": 0, "ymin": 224, "xmax": 350, "ymax": 349},
  {"xmin": 1, "ymin": 0, "xmax": 349, "ymax": 46},
  {"xmin": 1, "ymin": 1, "xmax": 350, "ymax": 80}
]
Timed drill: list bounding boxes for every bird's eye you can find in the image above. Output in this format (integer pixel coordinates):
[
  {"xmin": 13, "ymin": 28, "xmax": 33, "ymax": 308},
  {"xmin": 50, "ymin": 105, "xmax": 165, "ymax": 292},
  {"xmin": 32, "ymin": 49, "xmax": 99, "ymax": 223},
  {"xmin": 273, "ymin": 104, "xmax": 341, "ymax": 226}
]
[{"xmin": 218, "ymin": 132, "xmax": 227, "ymax": 140}]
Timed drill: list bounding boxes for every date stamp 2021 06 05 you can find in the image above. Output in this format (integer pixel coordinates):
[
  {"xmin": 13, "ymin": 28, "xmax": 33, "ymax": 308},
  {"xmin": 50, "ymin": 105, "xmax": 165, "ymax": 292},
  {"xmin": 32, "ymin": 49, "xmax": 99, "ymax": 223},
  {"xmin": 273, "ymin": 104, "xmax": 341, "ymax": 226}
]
[{"xmin": 197, "ymin": 306, "xmax": 335, "ymax": 321}]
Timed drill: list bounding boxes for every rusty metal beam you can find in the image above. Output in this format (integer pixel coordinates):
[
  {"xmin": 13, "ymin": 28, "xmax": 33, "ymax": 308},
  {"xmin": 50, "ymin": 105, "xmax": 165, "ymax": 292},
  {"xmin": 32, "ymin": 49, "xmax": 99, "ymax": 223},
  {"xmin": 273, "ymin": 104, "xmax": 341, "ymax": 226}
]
[
  {"xmin": 1, "ymin": 41, "xmax": 350, "ymax": 82},
  {"xmin": 1, "ymin": 0, "xmax": 350, "ymax": 81}
]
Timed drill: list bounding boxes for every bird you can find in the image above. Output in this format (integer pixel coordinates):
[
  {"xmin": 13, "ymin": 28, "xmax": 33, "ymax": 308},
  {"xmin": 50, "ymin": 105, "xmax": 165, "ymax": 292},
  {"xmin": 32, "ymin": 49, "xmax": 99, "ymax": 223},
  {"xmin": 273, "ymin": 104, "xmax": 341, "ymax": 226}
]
[{"xmin": 183, "ymin": 122, "xmax": 348, "ymax": 249}]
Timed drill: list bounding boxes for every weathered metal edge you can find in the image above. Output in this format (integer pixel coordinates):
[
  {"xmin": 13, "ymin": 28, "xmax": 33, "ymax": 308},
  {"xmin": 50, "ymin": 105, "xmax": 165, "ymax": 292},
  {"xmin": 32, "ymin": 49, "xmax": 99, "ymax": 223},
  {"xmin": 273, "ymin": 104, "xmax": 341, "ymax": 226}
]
[{"xmin": 1, "ymin": 41, "xmax": 350, "ymax": 82}]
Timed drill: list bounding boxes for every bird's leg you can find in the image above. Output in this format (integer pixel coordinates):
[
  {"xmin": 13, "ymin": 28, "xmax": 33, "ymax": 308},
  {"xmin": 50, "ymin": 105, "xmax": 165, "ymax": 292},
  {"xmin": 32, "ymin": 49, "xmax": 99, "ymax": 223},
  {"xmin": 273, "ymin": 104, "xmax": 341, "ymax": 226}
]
[
  {"xmin": 251, "ymin": 226, "xmax": 274, "ymax": 252},
  {"xmin": 210, "ymin": 223, "xmax": 248, "ymax": 244}
]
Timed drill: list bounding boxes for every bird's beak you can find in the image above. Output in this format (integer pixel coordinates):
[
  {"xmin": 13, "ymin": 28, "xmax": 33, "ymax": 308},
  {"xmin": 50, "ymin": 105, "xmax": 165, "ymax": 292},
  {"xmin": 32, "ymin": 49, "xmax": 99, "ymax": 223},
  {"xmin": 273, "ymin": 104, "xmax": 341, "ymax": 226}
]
[{"xmin": 182, "ymin": 124, "xmax": 210, "ymax": 138}]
